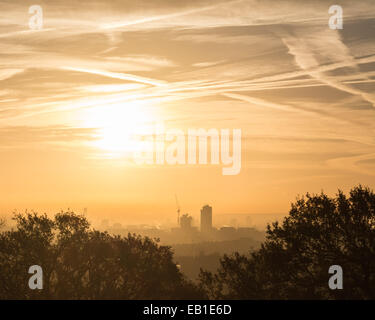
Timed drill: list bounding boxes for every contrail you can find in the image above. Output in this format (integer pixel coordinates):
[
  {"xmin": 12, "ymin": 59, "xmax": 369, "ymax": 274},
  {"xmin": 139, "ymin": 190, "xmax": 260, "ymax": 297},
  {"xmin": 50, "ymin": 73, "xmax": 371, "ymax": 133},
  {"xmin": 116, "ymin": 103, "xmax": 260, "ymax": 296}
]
[
  {"xmin": 60, "ymin": 66, "xmax": 166, "ymax": 87},
  {"xmin": 100, "ymin": 0, "xmax": 244, "ymax": 30}
]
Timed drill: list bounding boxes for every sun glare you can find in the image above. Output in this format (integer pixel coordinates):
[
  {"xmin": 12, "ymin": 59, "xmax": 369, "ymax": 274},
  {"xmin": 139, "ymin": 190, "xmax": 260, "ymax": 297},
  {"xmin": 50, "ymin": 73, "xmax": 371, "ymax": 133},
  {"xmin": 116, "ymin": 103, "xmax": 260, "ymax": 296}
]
[{"xmin": 83, "ymin": 100, "xmax": 154, "ymax": 157}]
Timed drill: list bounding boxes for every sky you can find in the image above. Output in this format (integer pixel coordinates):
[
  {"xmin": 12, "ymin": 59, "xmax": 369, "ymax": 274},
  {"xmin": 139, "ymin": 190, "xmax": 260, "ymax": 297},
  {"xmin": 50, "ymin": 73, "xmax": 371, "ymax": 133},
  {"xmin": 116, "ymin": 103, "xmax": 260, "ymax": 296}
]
[{"xmin": 0, "ymin": 0, "xmax": 375, "ymax": 225}]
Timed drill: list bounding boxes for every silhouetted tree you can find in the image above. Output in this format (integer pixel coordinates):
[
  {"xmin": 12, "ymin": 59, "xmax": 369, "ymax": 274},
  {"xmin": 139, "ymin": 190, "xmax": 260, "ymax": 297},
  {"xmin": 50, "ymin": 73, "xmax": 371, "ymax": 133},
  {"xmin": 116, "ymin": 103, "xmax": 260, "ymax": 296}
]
[
  {"xmin": 0, "ymin": 211, "xmax": 204, "ymax": 299},
  {"xmin": 199, "ymin": 185, "xmax": 375, "ymax": 299}
]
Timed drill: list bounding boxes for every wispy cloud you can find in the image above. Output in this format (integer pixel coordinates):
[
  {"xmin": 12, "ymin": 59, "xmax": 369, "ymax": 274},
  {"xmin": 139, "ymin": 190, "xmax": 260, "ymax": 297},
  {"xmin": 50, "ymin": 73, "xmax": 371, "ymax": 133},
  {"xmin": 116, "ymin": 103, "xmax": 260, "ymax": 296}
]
[
  {"xmin": 282, "ymin": 28, "xmax": 375, "ymax": 108},
  {"xmin": 0, "ymin": 125, "xmax": 98, "ymax": 147},
  {"xmin": 1, "ymin": 0, "xmax": 375, "ymax": 178},
  {"xmin": 60, "ymin": 67, "xmax": 166, "ymax": 87}
]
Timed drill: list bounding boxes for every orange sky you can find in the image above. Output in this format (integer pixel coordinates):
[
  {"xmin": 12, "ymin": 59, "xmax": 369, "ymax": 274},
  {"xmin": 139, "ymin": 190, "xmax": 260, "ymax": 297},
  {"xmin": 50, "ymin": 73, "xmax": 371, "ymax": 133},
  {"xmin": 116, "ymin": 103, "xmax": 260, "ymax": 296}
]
[{"xmin": 1, "ymin": 0, "xmax": 375, "ymax": 224}]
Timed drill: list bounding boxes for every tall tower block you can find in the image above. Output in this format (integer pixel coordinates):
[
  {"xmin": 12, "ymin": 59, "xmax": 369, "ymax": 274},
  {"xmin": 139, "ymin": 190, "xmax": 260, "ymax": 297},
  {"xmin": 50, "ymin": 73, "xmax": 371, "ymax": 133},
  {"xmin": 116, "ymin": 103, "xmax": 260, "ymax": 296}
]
[{"xmin": 200, "ymin": 205, "xmax": 212, "ymax": 233}]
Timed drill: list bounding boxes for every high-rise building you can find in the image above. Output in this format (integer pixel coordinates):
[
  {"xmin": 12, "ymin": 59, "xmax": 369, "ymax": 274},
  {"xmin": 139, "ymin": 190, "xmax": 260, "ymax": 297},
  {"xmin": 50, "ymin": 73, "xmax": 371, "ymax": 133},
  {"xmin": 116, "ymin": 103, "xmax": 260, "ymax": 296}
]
[
  {"xmin": 180, "ymin": 213, "xmax": 193, "ymax": 230},
  {"xmin": 200, "ymin": 205, "xmax": 212, "ymax": 233}
]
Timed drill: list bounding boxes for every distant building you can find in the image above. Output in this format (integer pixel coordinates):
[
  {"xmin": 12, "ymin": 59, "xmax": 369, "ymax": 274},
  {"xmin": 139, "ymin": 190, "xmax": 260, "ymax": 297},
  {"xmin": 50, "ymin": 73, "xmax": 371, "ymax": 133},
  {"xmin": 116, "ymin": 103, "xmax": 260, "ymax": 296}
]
[
  {"xmin": 219, "ymin": 226, "xmax": 236, "ymax": 239},
  {"xmin": 200, "ymin": 205, "xmax": 212, "ymax": 233},
  {"xmin": 180, "ymin": 214, "xmax": 193, "ymax": 230}
]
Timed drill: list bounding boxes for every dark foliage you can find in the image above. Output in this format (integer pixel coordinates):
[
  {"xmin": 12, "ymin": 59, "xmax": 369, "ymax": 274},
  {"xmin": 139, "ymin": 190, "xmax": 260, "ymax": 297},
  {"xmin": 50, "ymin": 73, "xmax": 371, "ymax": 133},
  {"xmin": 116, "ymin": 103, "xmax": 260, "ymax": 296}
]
[
  {"xmin": 199, "ymin": 185, "xmax": 375, "ymax": 299},
  {"xmin": 0, "ymin": 211, "xmax": 204, "ymax": 299}
]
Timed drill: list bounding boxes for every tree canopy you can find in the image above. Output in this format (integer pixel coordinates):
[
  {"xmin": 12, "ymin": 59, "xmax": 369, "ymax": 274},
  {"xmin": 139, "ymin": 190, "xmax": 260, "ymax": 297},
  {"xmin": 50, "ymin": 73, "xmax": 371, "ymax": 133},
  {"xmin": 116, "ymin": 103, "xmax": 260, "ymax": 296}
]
[
  {"xmin": 199, "ymin": 185, "xmax": 375, "ymax": 299},
  {"xmin": 0, "ymin": 211, "xmax": 203, "ymax": 299}
]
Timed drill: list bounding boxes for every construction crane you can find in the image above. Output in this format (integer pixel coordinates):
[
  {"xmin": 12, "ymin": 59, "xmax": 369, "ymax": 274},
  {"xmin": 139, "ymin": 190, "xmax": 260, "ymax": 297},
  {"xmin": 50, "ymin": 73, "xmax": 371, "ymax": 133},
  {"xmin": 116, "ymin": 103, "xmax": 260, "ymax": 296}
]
[{"xmin": 175, "ymin": 194, "xmax": 181, "ymax": 226}]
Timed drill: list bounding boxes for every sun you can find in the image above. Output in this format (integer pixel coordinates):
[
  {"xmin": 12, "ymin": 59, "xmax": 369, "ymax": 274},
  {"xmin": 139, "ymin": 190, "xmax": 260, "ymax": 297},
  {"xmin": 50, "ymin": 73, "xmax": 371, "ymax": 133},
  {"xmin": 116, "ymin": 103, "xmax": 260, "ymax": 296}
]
[{"xmin": 83, "ymin": 100, "xmax": 154, "ymax": 157}]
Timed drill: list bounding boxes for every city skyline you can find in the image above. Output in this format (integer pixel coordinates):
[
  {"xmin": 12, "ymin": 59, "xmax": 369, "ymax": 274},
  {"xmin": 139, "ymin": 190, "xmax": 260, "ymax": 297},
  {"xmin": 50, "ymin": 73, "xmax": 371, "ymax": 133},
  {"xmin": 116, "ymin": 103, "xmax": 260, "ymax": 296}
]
[{"xmin": 1, "ymin": 0, "xmax": 374, "ymax": 302}]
